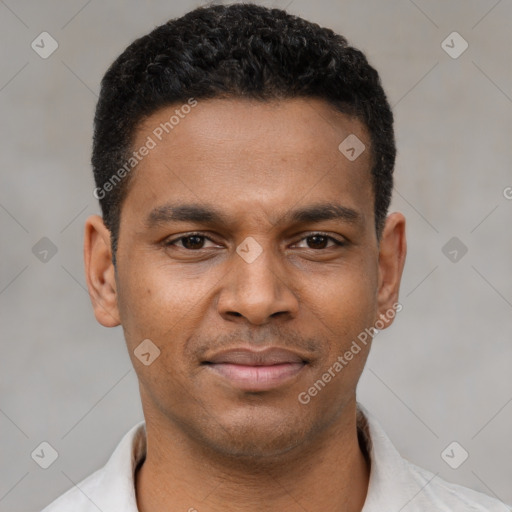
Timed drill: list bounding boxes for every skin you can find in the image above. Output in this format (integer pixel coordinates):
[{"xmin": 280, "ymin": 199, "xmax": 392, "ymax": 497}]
[{"xmin": 84, "ymin": 97, "xmax": 406, "ymax": 512}]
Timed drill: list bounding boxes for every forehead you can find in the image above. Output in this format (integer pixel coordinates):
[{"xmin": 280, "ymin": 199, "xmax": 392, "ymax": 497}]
[{"xmin": 125, "ymin": 97, "xmax": 374, "ymax": 227}]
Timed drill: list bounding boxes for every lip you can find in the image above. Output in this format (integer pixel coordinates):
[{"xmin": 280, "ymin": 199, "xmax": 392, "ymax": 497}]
[{"xmin": 203, "ymin": 347, "xmax": 308, "ymax": 392}]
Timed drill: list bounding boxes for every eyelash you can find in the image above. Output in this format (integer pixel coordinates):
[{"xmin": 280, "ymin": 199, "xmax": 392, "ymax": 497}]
[{"xmin": 163, "ymin": 232, "xmax": 345, "ymax": 250}]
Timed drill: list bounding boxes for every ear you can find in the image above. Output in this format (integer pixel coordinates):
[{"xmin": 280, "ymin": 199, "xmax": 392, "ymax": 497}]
[
  {"xmin": 375, "ymin": 212, "xmax": 407, "ymax": 328},
  {"xmin": 83, "ymin": 215, "xmax": 121, "ymax": 327}
]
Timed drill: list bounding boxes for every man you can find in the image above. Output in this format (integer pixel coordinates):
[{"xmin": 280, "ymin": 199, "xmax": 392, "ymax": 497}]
[{"xmin": 42, "ymin": 3, "xmax": 510, "ymax": 511}]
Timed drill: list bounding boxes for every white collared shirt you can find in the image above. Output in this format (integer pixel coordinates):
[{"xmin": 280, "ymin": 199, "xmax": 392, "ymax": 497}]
[{"xmin": 41, "ymin": 405, "xmax": 511, "ymax": 511}]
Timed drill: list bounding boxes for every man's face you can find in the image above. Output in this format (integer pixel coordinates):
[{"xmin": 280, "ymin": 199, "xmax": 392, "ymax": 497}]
[{"xmin": 90, "ymin": 98, "xmax": 404, "ymax": 458}]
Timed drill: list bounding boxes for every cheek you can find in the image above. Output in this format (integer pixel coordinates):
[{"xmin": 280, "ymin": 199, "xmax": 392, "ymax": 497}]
[
  {"xmin": 115, "ymin": 268, "xmax": 199, "ymax": 397},
  {"xmin": 115, "ymin": 261, "xmax": 215, "ymax": 350},
  {"xmin": 304, "ymin": 259, "xmax": 378, "ymax": 341},
  {"xmin": 302, "ymin": 273, "xmax": 377, "ymax": 400}
]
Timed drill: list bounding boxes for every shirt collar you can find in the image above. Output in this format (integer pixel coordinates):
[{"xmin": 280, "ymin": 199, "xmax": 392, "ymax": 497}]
[
  {"xmin": 89, "ymin": 404, "xmax": 431, "ymax": 511},
  {"xmin": 357, "ymin": 403, "xmax": 422, "ymax": 510},
  {"xmin": 89, "ymin": 419, "xmax": 146, "ymax": 511}
]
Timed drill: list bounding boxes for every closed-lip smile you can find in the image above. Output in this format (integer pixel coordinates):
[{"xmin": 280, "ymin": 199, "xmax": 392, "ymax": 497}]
[{"xmin": 203, "ymin": 347, "xmax": 309, "ymax": 391}]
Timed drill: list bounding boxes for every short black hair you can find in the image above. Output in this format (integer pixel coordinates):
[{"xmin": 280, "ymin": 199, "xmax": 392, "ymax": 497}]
[{"xmin": 92, "ymin": 2, "xmax": 395, "ymax": 264}]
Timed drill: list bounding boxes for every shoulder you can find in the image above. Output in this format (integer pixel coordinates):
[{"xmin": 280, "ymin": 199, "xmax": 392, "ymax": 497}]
[
  {"xmin": 39, "ymin": 421, "xmax": 146, "ymax": 512},
  {"xmin": 405, "ymin": 461, "xmax": 511, "ymax": 511},
  {"xmin": 357, "ymin": 405, "xmax": 511, "ymax": 511}
]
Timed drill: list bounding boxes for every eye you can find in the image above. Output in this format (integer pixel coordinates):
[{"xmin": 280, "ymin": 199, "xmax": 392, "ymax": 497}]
[
  {"xmin": 294, "ymin": 233, "xmax": 345, "ymax": 250},
  {"xmin": 164, "ymin": 233, "xmax": 219, "ymax": 250},
  {"xmin": 163, "ymin": 232, "xmax": 345, "ymax": 252}
]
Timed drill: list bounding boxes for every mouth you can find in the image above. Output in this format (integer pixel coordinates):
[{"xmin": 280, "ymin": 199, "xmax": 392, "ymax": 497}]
[{"xmin": 202, "ymin": 347, "xmax": 309, "ymax": 392}]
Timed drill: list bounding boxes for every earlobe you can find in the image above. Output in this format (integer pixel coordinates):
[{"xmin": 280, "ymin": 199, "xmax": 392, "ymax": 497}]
[
  {"xmin": 376, "ymin": 212, "xmax": 407, "ymax": 328},
  {"xmin": 83, "ymin": 215, "xmax": 121, "ymax": 327}
]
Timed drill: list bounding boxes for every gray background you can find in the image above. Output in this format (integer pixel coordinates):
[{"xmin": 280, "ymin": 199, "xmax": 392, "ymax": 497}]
[{"xmin": 1, "ymin": 0, "xmax": 511, "ymax": 510}]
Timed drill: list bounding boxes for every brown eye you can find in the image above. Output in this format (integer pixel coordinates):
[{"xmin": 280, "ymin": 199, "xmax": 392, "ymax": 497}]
[
  {"xmin": 164, "ymin": 233, "xmax": 218, "ymax": 250},
  {"xmin": 180, "ymin": 235, "xmax": 206, "ymax": 250},
  {"xmin": 294, "ymin": 233, "xmax": 344, "ymax": 250},
  {"xmin": 306, "ymin": 235, "xmax": 329, "ymax": 249}
]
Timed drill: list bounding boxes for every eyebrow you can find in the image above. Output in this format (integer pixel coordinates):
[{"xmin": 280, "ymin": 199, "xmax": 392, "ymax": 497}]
[{"xmin": 145, "ymin": 202, "xmax": 362, "ymax": 229}]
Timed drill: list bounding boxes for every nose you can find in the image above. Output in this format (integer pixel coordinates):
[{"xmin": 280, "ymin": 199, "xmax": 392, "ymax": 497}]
[{"xmin": 217, "ymin": 241, "xmax": 299, "ymax": 326}]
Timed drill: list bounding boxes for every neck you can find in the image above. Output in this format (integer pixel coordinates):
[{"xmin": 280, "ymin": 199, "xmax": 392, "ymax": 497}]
[{"xmin": 135, "ymin": 401, "xmax": 370, "ymax": 512}]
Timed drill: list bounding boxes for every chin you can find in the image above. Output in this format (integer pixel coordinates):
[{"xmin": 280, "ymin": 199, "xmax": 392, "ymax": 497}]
[
  {"xmin": 208, "ymin": 429, "xmax": 306, "ymax": 460},
  {"xmin": 191, "ymin": 409, "xmax": 317, "ymax": 461}
]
